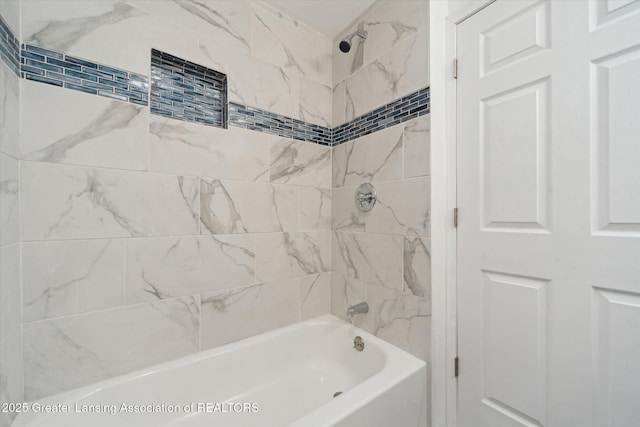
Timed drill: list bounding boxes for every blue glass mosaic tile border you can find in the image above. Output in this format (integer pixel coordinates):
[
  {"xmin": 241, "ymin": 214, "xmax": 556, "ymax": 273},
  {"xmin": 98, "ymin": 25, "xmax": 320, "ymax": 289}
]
[
  {"xmin": 0, "ymin": 15, "xmax": 20, "ymax": 76},
  {"xmin": 229, "ymin": 87, "xmax": 429, "ymax": 146},
  {"xmin": 332, "ymin": 87, "xmax": 429, "ymax": 146},
  {"xmin": 151, "ymin": 49, "xmax": 227, "ymax": 128},
  {"xmin": 229, "ymin": 102, "xmax": 332, "ymax": 146},
  {"xmin": 20, "ymin": 44, "xmax": 149, "ymax": 106}
]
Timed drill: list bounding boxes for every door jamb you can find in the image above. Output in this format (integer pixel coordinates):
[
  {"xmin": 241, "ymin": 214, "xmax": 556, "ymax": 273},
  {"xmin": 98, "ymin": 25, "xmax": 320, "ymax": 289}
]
[{"xmin": 430, "ymin": 1, "xmax": 496, "ymax": 426}]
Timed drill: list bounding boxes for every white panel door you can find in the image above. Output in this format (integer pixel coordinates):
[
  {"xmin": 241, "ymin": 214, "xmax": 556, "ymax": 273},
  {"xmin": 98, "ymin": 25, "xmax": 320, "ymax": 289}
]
[{"xmin": 457, "ymin": 1, "xmax": 640, "ymax": 426}]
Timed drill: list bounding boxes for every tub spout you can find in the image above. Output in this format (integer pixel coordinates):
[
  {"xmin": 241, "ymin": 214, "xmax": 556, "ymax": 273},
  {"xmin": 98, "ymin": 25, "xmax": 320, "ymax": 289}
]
[{"xmin": 347, "ymin": 302, "xmax": 369, "ymax": 318}]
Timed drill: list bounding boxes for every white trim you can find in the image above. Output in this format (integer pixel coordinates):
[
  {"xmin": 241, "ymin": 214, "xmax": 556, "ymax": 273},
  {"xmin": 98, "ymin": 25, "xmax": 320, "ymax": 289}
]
[{"xmin": 430, "ymin": 1, "xmax": 496, "ymax": 426}]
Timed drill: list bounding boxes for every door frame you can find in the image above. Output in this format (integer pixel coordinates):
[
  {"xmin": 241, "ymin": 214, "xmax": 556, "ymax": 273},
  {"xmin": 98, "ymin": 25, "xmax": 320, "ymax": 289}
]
[{"xmin": 430, "ymin": 1, "xmax": 496, "ymax": 426}]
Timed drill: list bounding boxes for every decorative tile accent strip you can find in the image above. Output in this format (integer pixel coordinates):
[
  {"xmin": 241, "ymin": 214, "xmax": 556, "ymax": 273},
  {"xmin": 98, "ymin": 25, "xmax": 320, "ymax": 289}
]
[
  {"xmin": 332, "ymin": 87, "xmax": 430, "ymax": 146},
  {"xmin": 20, "ymin": 44, "xmax": 149, "ymax": 106},
  {"xmin": 0, "ymin": 14, "xmax": 20, "ymax": 76},
  {"xmin": 151, "ymin": 49, "xmax": 227, "ymax": 128},
  {"xmin": 229, "ymin": 102, "xmax": 332, "ymax": 146}
]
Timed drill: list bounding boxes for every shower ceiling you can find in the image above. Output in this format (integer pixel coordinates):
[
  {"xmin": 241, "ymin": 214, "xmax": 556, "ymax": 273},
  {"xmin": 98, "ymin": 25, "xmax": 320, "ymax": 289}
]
[{"xmin": 262, "ymin": 0, "xmax": 376, "ymax": 37}]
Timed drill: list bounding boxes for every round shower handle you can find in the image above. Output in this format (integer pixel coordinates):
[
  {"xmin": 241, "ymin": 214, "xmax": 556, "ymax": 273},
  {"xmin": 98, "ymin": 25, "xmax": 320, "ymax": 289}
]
[{"xmin": 354, "ymin": 183, "xmax": 377, "ymax": 212}]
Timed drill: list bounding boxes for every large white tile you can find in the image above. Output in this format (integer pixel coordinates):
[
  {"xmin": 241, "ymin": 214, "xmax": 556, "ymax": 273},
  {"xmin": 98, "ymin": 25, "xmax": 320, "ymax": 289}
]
[
  {"xmin": 125, "ymin": 234, "xmax": 256, "ymax": 303},
  {"xmin": 0, "ymin": 61, "xmax": 19, "ymax": 158},
  {"xmin": 129, "ymin": 0, "xmax": 252, "ymax": 55},
  {"xmin": 299, "ymin": 78, "xmax": 332, "ymax": 127},
  {"xmin": 0, "ymin": 328, "xmax": 23, "ymax": 427},
  {"xmin": 300, "ymin": 272, "xmax": 331, "ymax": 321},
  {"xmin": 300, "ymin": 188, "xmax": 332, "ymax": 231},
  {"xmin": 332, "ymin": 81, "xmax": 347, "ymax": 127},
  {"xmin": 200, "ymin": 179, "xmax": 298, "ymax": 234},
  {"xmin": 332, "ymin": 125, "xmax": 403, "ymax": 188},
  {"xmin": 363, "ymin": 0, "xmax": 429, "ymax": 64},
  {"xmin": 333, "ymin": 231, "xmax": 403, "ymax": 291},
  {"xmin": 23, "ymin": 295, "xmax": 200, "ymax": 400},
  {"xmin": 366, "ymin": 177, "xmax": 430, "ymax": 236},
  {"xmin": 331, "ymin": 185, "xmax": 365, "ymax": 232},
  {"xmin": 363, "ymin": 283, "xmax": 430, "ymax": 362},
  {"xmin": 0, "ymin": 153, "xmax": 18, "ymax": 246},
  {"xmin": 21, "ymin": 240, "xmax": 125, "ymax": 322},
  {"xmin": 344, "ymin": 29, "xmax": 429, "ymax": 120},
  {"xmin": 21, "ymin": 0, "xmax": 199, "ymax": 75},
  {"xmin": 330, "ymin": 274, "xmax": 367, "ymax": 328},
  {"xmin": 256, "ymin": 231, "xmax": 331, "ymax": 282},
  {"xmin": 403, "ymin": 114, "xmax": 430, "ymax": 178},
  {"xmin": 198, "ymin": 39, "xmax": 299, "ymax": 118},
  {"xmin": 200, "ymin": 281, "xmax": 298, "ymax": 349},
  {"xmin": 149, "ymin": 115, "xmax": 271, "ymax": 182},
  {"xmin": 251, "ymin": 3, "xmax": 332, "ymax": 87},
  {"xmin": 0, "ymin": 244, "xmax": 20, "ymax": 343},
  {"xmin": 21, "ymin": 162, "xmax": 200, "ymax": 240},
  {"xmin": 270, "ymin": 138, "xmax": 331, "ymax": 188},
  {"xmin": 21, "ymin": 81, "xmax": 148, "ymax": 171},
  {"xmin": 403, "ymin": 236, "xmax": 431, "ymax": 299}
]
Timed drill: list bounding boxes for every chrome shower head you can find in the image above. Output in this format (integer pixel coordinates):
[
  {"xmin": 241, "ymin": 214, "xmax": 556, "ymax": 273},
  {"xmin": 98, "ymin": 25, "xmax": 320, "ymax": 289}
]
[{"xmin": 339, "ymin": 31, "xmax": 367, "ymax": 53}]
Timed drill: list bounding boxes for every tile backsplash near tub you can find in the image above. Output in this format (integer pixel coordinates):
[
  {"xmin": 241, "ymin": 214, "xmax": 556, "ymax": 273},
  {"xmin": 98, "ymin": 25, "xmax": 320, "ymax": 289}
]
[{"xmin": 0, "ymin": 0, "xmax": 431, "ymax": 412}]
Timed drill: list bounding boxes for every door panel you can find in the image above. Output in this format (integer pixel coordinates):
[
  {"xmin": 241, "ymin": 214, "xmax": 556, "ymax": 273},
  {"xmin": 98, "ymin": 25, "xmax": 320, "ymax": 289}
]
[{"xmin": 457, "ymin": 1, "xmax": 640, "ymax": 426}]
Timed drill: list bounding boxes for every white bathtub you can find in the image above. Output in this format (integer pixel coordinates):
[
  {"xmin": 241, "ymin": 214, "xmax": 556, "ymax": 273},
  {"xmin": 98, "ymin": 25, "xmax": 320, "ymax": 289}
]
[{"xmin": 14, "ymin": 315, "xmax": 427, "ymax": 427}]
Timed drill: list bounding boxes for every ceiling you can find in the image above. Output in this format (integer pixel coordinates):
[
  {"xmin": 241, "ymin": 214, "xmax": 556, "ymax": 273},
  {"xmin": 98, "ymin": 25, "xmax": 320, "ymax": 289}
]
[{"xmin": 262, "ymin": 0, "xmax": 377, "ymax": 38}]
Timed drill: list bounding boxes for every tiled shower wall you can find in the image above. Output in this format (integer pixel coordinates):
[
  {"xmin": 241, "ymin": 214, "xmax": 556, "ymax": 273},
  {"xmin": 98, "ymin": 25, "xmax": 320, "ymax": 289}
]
[
  {"xmin": 0, "ymin": 1, "xmax": 23, "ymax": 426},
  {"xmin": 330, "ymin": 1, "xmax": 431, "ymax": 363},
  {"xmin": 1, "ymin": 0, "xmax": 430, "ymax": 422},
  {"xmin": 12, "ymin": 0, "xmax": 333, "ymax": 404}
]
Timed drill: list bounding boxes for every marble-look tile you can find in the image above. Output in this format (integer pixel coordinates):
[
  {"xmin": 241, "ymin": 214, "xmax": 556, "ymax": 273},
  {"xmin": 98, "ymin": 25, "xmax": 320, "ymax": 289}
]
[
  {"xmin": 129, "ymin": 0, "xmax": 251, "ymax": 55},
  {"xmin": 0, "ymin": 154, "xmax": 18, "ymax": 246},
  {"xmin": 330, "ymin": 274, "xmax": 366, "ymax": 328},
  {"xmin": 0, "ymin": 61, "xmax": 19, "ymax": 158},
  {"xmin": 198, "ymin": 39, "xmax": 299, "ymax": 119},
  {"xmin": 299, "ymin": 79, "xmax": 332, "ymax": 127},
  {"xmin": 404, "ymin": 115, "xmax": 430, "ymax": 178},
  {"xmin": 149, "ymin": 116, "xmax": 270, "ymax": 182},
  {"xmin": 333, "ymin": 125, "xmax": 403, "ymax": 188},
  {"xmin": 363, "ymin": 0, "xmax": 429, "ymax": 64},
  {"xmin": 0, "ymin": 328, "xmax": 23, "ymax": 427},
  {"xmin": 0, "ymin": 0, "xmax": 20, "ymax": 35},
  {"xmin": 125, "ymin": 235, "xmax": 255, "ymax": 303},
  {"xmin": 367, "ymin": 177, "xmax": 430, "ymax": 236},
  {"xmin": 21, "ymin": 81, "xmax": 148, "ymax": 171},
  {"xmin": 300, "ymin": 272, "xmax": 331, "ymax": 321},
  {"xmin": 200, "ymin": 179, "xmax": 298, "ymax": 234},
  {"xmin": 251, "ymin": 3, "xmax": 332, "ymax": 87},
  {"xmin": 270, "ymin": 138, "xmax": 331, "ymax": 188},
  {"xmin": 333, "ymin": 19, "xmax": 366, "ymax": 86},
  {"xmin": 344, "ymin": 29, "xmax": 429, "ymax": 120},
  {"xmin": 404, "ymin": 236, "xmax": 431, "ymax": 299},
  {"xmin": 332, "ymin": 185, "xmax": 365, "ymax": 232},
  {"xmin": 21, "ymin": 240, "xmax": 125, "ymax": 322},
  {"xmin": 363, "ymin": 283, "xmax": 430, "ymax": 362},
  {"xmin": 332, "ymin": 81, "xmax": 347, "ymax": 128},
  {"xmin": 300, "ymin": 188, "xmax": 331, "ymax": 231},
  {"xmin": 21, "ymin": 0, "xmax": 199, "ymax": 75},
  {"xmin": 333, "ymin": 231, "xmax": 403, "ymax": 291},
  {"xmin": 200, "ymin": 281, "xmax": 298, "ymax": 349},
  {"xmin": 21, "ymin": 162, "xmax": 200, "ymax": 241},
  {"xmin": 256, "ymin": 231, "xmax": 331, "ymax": 282},
  {"xmin": 23, "ymin": 295, "xmax": 200, "ymax": 400},
  {"xmin": 0, "ymin": 244, "xmax": 20, "ymax": 343}
]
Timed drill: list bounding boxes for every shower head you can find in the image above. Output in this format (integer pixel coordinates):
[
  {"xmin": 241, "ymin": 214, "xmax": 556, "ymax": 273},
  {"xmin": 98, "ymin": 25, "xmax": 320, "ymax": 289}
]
[{"xmin": 339, "ymin": 31, "xmax": 367, "ymax": 53}]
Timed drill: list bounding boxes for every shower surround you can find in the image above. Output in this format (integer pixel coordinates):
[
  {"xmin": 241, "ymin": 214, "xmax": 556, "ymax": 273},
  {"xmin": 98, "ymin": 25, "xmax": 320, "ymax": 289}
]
[{"xmin": 0, "ymin": 1, "xmax": 430, "ymax": 424}]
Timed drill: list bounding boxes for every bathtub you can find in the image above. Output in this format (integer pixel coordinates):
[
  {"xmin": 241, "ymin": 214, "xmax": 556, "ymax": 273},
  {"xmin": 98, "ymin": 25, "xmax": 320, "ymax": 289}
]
[{"xmin": 14, "ymin": 315, "xmax": 427, "ymax": 427}]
